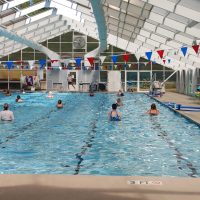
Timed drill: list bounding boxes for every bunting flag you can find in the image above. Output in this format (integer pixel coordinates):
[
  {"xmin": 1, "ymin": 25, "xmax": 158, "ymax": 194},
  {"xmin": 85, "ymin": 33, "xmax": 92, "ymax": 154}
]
[
  {"xmin": 163, "ymin": 60, "xmax": 166, "ymax": 64},
  {"xmin": 128, "ymin": 64, "xmax": 131, "ymax": 69},
  {"xmin": 168, "ymin": 59, "xmax": 171, "ymax": 64},
  {"xmin": 192, "ymin": 45, "xmax": 199, "ymax": 55},
  {"xmin": 135, "ymin": 53, "xmax": 140, "ymax": 61},
  {"xmin": 39, "ymin": 59, "xmax": 46, "ymax": 69},
  {"xmin": 114, "ymin": 64, "xmax": 117, "ymax": 69},
  {"xmin": 95, "ymin": 66, "xmax": 99, "ymax": 70},
  {"xmin": 63, "ymin": 59, "xmax": 71, "ymax": 67},
  {"xmin": 51, "ymin": 60, "xmax": 59, "ymax": 63},
  {"xmin": 75, "ymin": 57, "xmax": 82, "ymax": 66},
  {"xmin": 28, "ymin": 60, "xmax": 35, "ymax": 69},
  {"xmin": 87, "ymin": 57, "xmax": 94, "ymax": 66},
  {"xmin": 109, "ymin": 65, "xmax": 112, "ymax": 70},
  {"xmin": 181, "ymin": 47, "xmax": 188, "ymax": 57},
  {"xmin": 16, "ymin": 60, "xmax": 24, "ymax": 65},
  {"xmin": 145, "ymin": 51, "xmax": 152, "ymax": 61},
  {"xmin": 6, "ymin": 61, "xmax": 14, "ymax": 70},
  {"xmin": 123, "ymin": 54, "xmax": 130, "ymax": 63},
  {"xmin": 111, "ymin": 55, "xmax": 118, "ymax": 64},
  {"xmin": 99, "ymin": 56, "xmax": 106, "ymax": 64},
  {"xmin": 157, "ymin": 50, "xmax": 164, "ymax": 59}
]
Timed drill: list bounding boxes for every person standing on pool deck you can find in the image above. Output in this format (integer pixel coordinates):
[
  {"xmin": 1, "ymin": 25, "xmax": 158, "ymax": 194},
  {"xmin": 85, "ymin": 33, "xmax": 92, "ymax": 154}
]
[
  {"xmin": 67, "ymin": 74, "xmax": 75, "ymax": 89},
  {"xmin": 0, "ymin": 103, "xmax": 14, "ymax": 121}
]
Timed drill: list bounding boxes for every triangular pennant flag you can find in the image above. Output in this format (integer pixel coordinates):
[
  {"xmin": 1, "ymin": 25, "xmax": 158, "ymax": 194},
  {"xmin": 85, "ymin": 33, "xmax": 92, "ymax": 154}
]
[
  {"xmin": 111, "ymin": 55, "xmax": 118, "ymax": 64},
  {"xmin": 192, "ymin": 45, "xmax": 199, "ymax": 55},
  {"xmin": 135, "ymin": 53, "xmax": 140, "ymax": 61},
  {"xmin": 6, "ymin": 61, "xmax": 14, "ymax": 70},
  {"xmin": 157, "ymin": 50, "xmax": 164, "ymax": 59},
  {"xmin": 99, "ymin": 56, "xmax": 106, "ymax": 64},
  {"xmin": 123, "ymin": 54, "xmax": 130, "ymax": 63},
  {"xmin": 181, "ymin": 47, "xmax": 188, "ymax": 57},
  {"xmin": 114, "ymin": 64, "xmax": 117, "ymax": 69},
  {"xmin": 144, "ymin": 62, "xmax": 148, "ymax": 66},
  {"xmin": 145, "ymin": 51, "xmax": 152, "ymax": 61},
  {"xmin": 75, "ymin": 57, "xmax": 82, "ymax": 66},
  {"xmin": 163, "ymin": 59, "xmax": 166, "ymax": 64},
  {"xmin": 87, "ymin": 57, "xmax": 94, "ymax": 66},
  {"xmin": 39, "ymin": 59, "xmax": 46, "ymax": 69},
  {"xmin": 63, "ymin": 59, "xmax": 71, "ymax": 67},
  {"xmin": 28, "ymin": 60, "xmax": 35, "ymax": 70},
  {"xmin": 51, "ymin": 60, "xmax": 59, "ymax": 63},
  {"xmin": 168, "ymin": 59, "xmax": 171, "ymax": 64},
  {"xmin": 128, "ymin": 64, "xmax": 131, "ymax": 69}
]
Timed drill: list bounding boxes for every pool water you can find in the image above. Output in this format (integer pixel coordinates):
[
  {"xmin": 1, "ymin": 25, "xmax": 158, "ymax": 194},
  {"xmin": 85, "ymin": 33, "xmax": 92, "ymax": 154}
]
[{"xmin": 0, "ymin": 92, "xmax": 200, "ymax": 177}]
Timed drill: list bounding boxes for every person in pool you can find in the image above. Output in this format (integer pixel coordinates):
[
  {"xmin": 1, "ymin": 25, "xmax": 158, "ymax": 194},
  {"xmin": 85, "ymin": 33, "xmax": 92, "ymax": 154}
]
[
  {"xmin": 117, "ymin": 89, "xmax": 124, "ymax": 97},
  {"xmin": 116, "ymin": 98, "xmax": 123, "ymax": 107},
  {"xmin": 5, "ymin": 90, "xmax": 11, "ymax": 96},
  {"xmin": 47, "ymin": 91, "xmax": 54, "ymax": 98},
  {"xmin": 0, "ymin": 103, "xmax": 14, "ymax": 121},
  {"xmin": 16, "ymin": 95, "xmax": 23, "ymax": 103},
  {"xmin": 146, "ymin": 103, "xmax": 160, "ymax": 115},
  {"xmin": 57, "ymin": 100, "xmax": 63, "ymax": 108},
  {"xmin": 108, "ymin": 103, "xmax": 122, "ymax": 121}
]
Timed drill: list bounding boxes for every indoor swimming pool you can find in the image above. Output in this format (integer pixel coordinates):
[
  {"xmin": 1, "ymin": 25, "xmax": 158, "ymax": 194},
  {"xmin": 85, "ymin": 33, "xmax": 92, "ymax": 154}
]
[{"xmin": 0, "ymin": 92, "xmax": 199, "ymax": 177}]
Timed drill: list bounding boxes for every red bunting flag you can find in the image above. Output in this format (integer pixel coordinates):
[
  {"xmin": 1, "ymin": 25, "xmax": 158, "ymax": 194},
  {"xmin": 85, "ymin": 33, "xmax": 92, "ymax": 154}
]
[
  {"xmin": 123, "ymin": 54, "xmax": 130, "ymax": 63},
  {"xmin": 157, "ymin": 50, "xmax": 164, "ymax": 59},
  {"xmin": 192, "ymin": 45, "xmax": 199, "ymax": 55},
  {"xmin": 51, "ymin": 60, "xmax": 59, "ymax": 63},
  {"xmin": 16, "ymin": 60, "xmax": 24, "ymax": 65},
  {"xmin": 163, "ymin": 59, "xmax": 166, "ymax": 64},
  {"xmin": 87, "ymin": 57, "xmax": 94, "ymax": 66}
]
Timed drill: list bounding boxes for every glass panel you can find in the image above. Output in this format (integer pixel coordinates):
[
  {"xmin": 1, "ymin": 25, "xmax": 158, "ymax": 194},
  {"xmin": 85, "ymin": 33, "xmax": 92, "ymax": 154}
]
[
  {"xmin": 1, "ymin": 56, "xmax": 8, "ymax": 61},
  {"xmin": 165, "ymin": 71, "xmax": 176, "ymax": 81},
  {"xmin": 139, "ymin": 62, "xmax": 151, "ymax": 70},
  {"xmin": 127, "ymin": 82, "xmax": 137, "ymax": 92},
  {"xmin": 87, "ymin": 43, "xmax": 99, "ymax": 52},
  {"xmin": 152, "ymin": 63, "xmax": 164, "ymax": 70},
  {"xmin": 48, "ymin": 43, "xmax": 60, "ymax": 52},
  {"xmin": 23, "ymin": 47, "xmax": 34, "ymax": 53},
  {"xmin": 140, "ymin": 72, "xmax": 150, "ymax": 81},
  {"xmin": 35, "ymin": 53, "xmax": 46, "ymax": 60},
  {"xmin": 87, "ymin": 36, "xmax": 98, "ymax": 42},
  {"xmin": 127, "ymin": 72, "xmax": 137, "ymax": 81},
  {"xmin": 48, "ymin": 36, "xmax": 60, "ymax": 42},
  {"xmin": 113, "ymin": 46, "xmax": 124, "ymax": 52},
  {"xmin": 61, "ymin": 32, "xmax": 73, "ymax": 42},
  {"xmin": 22, "ymin": 53, "xmax": 34, "ymax": 60},
  {"xmin": 9, "ymin": 52, "xmax": 21, "ymax": 60},
  {"xmin": 140, "ymin": 82, "xmax": 150, "ymax": 90},
  {"xmin": 100, "ymin": 71, "xmax": 107, "ymax": 82},
  {"xmin": 61, "ymin": 43, "xmax": 72, "ymax": 52},
  {"xmin": 152, "ymin": 71, "xmax": 164, "ymax": 81},
  {"xmin": 40, "ymin": 41, "xmax": 47, "ymax": 47}
]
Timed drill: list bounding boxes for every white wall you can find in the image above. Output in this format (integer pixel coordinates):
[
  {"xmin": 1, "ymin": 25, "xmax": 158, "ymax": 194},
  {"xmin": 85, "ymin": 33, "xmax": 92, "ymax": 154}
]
[{"xmin": 107, "ymin": 71, "xmax": 121, "ymax": 92}]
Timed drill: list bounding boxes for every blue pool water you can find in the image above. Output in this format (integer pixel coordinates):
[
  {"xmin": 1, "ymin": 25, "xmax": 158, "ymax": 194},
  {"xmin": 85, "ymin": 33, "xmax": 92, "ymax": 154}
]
[{"xmin": 0, "ymin": 92, "xmax": 200, "ymax": 177}]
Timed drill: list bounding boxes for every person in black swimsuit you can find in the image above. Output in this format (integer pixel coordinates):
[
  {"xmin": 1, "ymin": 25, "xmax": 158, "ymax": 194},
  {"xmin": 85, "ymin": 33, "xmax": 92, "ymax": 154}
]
[{"xmin": 108, "ymin": 103, "xmax": 122, "ymax": 121}]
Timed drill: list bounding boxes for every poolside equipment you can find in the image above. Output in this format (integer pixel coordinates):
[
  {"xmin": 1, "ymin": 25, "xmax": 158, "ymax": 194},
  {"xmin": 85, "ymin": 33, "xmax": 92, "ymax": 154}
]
[{"xmin": 164, "ymin": 102, "xmax": 200, "ymax": 112}]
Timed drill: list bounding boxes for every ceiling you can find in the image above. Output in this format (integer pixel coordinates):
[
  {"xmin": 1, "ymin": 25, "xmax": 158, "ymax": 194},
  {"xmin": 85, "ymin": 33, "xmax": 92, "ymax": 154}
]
[{"xmin": 0, "ymin": 0, "xmax": 199, "ymax": 70}]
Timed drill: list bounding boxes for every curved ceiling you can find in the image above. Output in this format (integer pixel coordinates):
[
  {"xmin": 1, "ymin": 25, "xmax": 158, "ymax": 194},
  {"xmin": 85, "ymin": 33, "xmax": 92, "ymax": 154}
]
[{"xmin": 0, "ymin": 0, "xmax": 199, "ymax": 70}]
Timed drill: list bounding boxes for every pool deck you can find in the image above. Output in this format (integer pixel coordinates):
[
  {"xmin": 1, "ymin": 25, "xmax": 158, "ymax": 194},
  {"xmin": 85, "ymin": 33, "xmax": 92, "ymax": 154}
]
[
  {"xmin": 0, "ymin": 175, "xmax": 200, "ymax": 200},
  {"xmin": 0, "ymin": 92, "xmax": 200, "ymax": 200},
  {"xmin": 154, "ymin": 92, "xmax": 200, "ymax": 125}
]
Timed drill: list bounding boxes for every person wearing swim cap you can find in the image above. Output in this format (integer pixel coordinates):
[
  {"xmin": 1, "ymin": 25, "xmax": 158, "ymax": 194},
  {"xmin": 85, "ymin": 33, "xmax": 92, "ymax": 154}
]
[{"xmin": 0, "ymin": 103, "xmax": 14, "ymax": 121}]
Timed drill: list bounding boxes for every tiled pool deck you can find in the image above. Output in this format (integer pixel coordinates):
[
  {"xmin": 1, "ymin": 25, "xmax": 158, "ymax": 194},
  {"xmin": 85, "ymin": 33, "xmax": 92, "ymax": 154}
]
[{"xmin": 0, "ymin": 92, "xmax": 200, "ymax": 200}]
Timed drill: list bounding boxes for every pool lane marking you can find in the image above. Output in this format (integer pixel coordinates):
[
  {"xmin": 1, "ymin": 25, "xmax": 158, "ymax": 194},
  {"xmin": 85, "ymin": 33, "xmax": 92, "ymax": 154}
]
[
  {"xmin": 150, "ymin": 117, "xmax": 198, "ymax": 177},
  {"xmin": 73, "ymin": 97, "xmax": 106, "ymax": 175}
]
